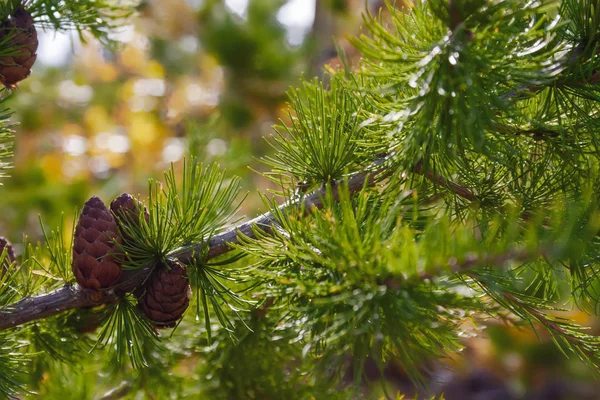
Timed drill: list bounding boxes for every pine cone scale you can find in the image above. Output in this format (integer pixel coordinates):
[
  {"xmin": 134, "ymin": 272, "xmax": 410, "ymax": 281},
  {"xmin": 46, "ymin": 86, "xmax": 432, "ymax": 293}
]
[
  {"xmin": 20, "ymin": 54, "xmax": 35, "ymax": 68},
  {"xmin": 79, "ymin": 225, "xmax": 100, "ymax": 242}
]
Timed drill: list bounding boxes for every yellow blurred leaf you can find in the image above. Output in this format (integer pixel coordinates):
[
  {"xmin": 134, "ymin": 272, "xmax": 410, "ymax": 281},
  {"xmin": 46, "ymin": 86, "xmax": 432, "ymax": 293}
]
[
  {"xmin": 127, "ymin": 112, "xmax": 161, "ymax": 147},
  {"xmin": 145, "ymin": 60, "xmax": 165, "ymax": 78},
  {"xmin": 83, "ymin": 105, "xmax": 112, "ymax": 134},
  {"xmin": 41, "ymin": 154, "xmax": 64, "ymax": 181}
]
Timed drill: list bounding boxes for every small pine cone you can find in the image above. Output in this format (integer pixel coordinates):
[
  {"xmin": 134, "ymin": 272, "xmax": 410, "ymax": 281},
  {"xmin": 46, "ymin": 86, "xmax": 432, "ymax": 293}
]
[
  {"xmin": 137, "ymin": 261, "xmax": 191, "ymax": 328},
  {"xmin": 72, "ymin": 196, "xmax": 123, "ymax": 290},
  {"xmin": 110, "ymin": 193, "xmax": 149, "ymax": 243},
  {"xmin": 110, "ymin": 193, "xmax": 151, "ymax": 294},
  {"xmin": 0, "ymin": 236, "xmax": 15, "ymax": 279},
  {"xmin": 0, "ymin": 5, "xmax": 38, "ymax": 88}
]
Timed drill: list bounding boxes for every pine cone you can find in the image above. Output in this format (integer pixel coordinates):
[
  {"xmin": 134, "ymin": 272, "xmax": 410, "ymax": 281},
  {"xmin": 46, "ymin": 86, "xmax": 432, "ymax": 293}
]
[
  {"xmin": 0, "ymin": 4, "xmax": 37, "ymax": 88},
  {"xmin": 110, "ymin": 193, "xmax": 151, "ymax": 294},
  {"xmin": 110, "ymin": 193, "xmax": 149, "ymax": 243},
  {"xmin": 0, "ymin": 236, "xmax": 15, "ymax": 279},
  {"xmin": 137, "ymin": 261, "xmax": 191, "ymax": 328},
  {"xmin": 72, "ymin": 196, "xmax": 122, "ymax": 290}
]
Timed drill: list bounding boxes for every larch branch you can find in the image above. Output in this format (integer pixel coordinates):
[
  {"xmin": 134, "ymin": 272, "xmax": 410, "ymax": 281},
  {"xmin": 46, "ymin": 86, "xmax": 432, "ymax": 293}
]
[
  {"xmin": 0, "ymin": 162, "xmax": 477, "ymax": 331},
  {"xmin": 0, "ymin": 168, "xmax": 377, "ymax": 331}
]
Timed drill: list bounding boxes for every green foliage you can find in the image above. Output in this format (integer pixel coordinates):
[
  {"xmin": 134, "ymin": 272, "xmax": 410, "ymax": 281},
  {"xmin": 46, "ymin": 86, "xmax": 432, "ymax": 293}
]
[
  {"xmin": 117, "ymin": 158, "xmax": 242, "ymax": 267},
  {"xmin": 472, "ymin": 272, "xmax": 600, "ymax": 371},
  {"xmin": 263, "ymin": 77, "xmax": 370, "ymax": 186},
  {"xmin": 0, "ymin": 91, "xmax": 14, "ymax": 184},
  {"xmin": 189, "ymin": 256, "xmax": 254, "ymax": 343},
  {"xmin": 38, "ymin": 213, "xmax": 75, "ymax": 283},
  {"xmin": 351, "ymin": 0, "xmax": 566, "ymax": 169},
  {"xmin": 200, "ymin": 0, "xmax": 303, "ymax": 81},
  {"xmin": 94, "ymin": 296, "xmax": 159, "ymax": 370},
  {"xmin": 165, "ymin": 160, "xmax": 243, "ymax": 247},
  {"xmin": 0, "ymin": 248, "xmax": 19, "ymax": 305},
  {"xmin": 198, "ymin": 314, "xmax": 311, "ymax": 399},
  {"xmin": 0, "ymin": 332, "xmax": 28, "ymax": 398},
  {"xmin": 6, "ymin": 0, "xmax": 600, "ymax": 398},
  {"xmin": 25, "ymin": 313, "xmax": 94, "ymax": 384},
  {"xmin": 0, "ymin": 0, "xmax": 137, "ymax": 46},
  {"xmin": 236, "ymin": 183, "xmax": 517, "ymax": 384}
]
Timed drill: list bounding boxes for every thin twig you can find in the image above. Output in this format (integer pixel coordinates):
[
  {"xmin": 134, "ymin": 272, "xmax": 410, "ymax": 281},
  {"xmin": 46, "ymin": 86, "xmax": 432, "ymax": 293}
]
[
  {"xmin": 98, "ymin": 381, "xmax": 133, "ymax": 400},
  {"xmin": 415, "ymin": 161, "xmax": 477, "ymax": 202},
  {"xmin": 419, "ymin": 247, "xmax": 533, "ymax": 281}
]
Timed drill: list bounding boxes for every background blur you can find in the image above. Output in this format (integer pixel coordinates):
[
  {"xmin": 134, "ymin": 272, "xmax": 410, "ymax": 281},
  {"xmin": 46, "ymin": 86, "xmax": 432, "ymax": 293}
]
[{"xmin": 3, "ymin": 0, "xmax": 600, "ymax": 398}]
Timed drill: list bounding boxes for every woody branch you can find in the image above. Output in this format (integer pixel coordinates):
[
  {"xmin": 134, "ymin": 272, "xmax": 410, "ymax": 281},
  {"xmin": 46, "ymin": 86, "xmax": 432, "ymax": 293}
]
[{"xmin": 0, "ymin": 164, "xmax": 477, "ymax": 331}]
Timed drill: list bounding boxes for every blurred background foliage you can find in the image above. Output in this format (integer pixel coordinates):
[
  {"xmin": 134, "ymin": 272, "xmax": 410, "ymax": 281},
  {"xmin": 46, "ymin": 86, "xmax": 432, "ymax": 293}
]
[
  {"xmin": 2, "ymin": 0, "xmax": 600, "ymax": 398},
  {"xmin": 4, "ymin": 0, "xmax": 375, "ymax": 239}
]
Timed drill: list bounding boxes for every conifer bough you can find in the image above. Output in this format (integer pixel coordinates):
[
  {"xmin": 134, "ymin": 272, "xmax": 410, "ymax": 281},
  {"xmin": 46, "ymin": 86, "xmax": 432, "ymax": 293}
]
[
  {"xmin": 0, "ymin": 169, "xmax": 374, "ymax": 330},
  {"xmin": 71, "ymin": 193, "xmax": 193, "ymax": 328},
  {"xmin": 0, "ymin": 162, "xmax": 490, "ymax": 335},
  {"xmin": 6, "ymin": 0, "xmax": 600, "ymax": 396}
]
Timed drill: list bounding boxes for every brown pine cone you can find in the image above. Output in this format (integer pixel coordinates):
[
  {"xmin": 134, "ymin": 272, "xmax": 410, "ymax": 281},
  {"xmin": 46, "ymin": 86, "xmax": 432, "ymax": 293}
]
[
  {"xmin": 110, "ymin": 193, "xmax": 151, "ymax": 294},
  {"xmin": 72, "ymin": 196, "xmax": 122, "ymax": 290},
  {"xmin": 137, "ymin": 261, "xmax": 191, "ymax": 328},
  {"xmin": 0, "ymin": 236, "xmax": 15, "ymax": 279},
  {"xmin": 0, "ymin": 4, "xmax": 38, "ymax": 88},
  {"xmin": 110, "ymin": 193, "xmax": 149, "ymax": 243}
]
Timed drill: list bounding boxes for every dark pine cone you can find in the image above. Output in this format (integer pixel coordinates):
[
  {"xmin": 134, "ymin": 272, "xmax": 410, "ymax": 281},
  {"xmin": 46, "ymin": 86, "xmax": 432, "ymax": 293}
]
[
  {"xmin": 0, "ymin": 4, "xmax": 38, "ymax": 88},
  {"xmin": 0, "ymin": 236, "xmax": 15, "ymax": 279},
  {"xmin": 137, "ymin": 261, "xmax": 191, "ymax": 328},
  {"xmin": 110, "ymin": 193, "xmax": 151, "ymax": 294},
  {"xmin": 72, "ymin": 196, "xmax": 122, "ymax": 290},
  {"xmin": 110, "ymin": 193, "xmax": 149, "ymax": 243}
]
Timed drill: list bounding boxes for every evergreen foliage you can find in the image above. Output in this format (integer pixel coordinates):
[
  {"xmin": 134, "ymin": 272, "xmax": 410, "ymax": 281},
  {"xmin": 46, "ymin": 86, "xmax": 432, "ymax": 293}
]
[
  {"xmin": 0, "ymin": 94, "xmax": 13, "ymax": 182},
  {"xmin": 0, "ymin": 0, "xmax": 134, "ymax": 45},
  {"xmin": 4, "ymin": 0, "xmax": 600, "ymax": 398}
]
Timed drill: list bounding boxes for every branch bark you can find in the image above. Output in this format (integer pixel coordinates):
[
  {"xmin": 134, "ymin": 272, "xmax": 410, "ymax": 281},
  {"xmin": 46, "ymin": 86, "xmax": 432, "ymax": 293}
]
[{"xmin": 0, "ymin": 284, "xmax": 115, "ymax": 330}]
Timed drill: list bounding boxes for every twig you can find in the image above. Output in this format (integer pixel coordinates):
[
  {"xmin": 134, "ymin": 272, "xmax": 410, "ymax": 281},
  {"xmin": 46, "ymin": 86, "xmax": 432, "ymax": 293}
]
[
  {"xmin": 415, "ymin": 162, "xmax": 477, "ymax": 202},
  {"xmin": 499, "ymin": 291, "xmax": 584, "ymax": 345},
  {"xmin": 418, "ymin": 247, "xmax": 533, "ymax": 281},
  {"xmin": 472, "ymin": 276, "xmax": 595, "ymax": 350},
  {"xmin": 98, "ymin": 381, "xmax": 133, "ymax": 400}
]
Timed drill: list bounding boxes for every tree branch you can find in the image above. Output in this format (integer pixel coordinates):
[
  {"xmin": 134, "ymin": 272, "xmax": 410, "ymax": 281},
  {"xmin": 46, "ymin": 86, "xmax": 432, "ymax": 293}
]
[
  {"xmin": 173, "ymin": 167, "xmax": 378, "ymax": 263},
  {"xmin": 0, "ymin": 168, "xmax": 378, "ymax": 331},
  {"xmin": 418, "ymin": 247, "xmax": 535, "ymax": 281},
  {"xmin": 415, "ymin": 162, "xmax": 477, "ymax": 202},
  {"xmin": 0, "ymin": 160, "xmax": 478, "ymax": 331},
  {"xmin": 0, "ymin": 284, "xmax": 115, "ymax": 330}
]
